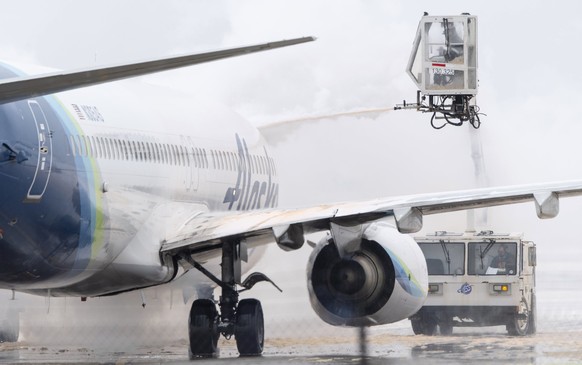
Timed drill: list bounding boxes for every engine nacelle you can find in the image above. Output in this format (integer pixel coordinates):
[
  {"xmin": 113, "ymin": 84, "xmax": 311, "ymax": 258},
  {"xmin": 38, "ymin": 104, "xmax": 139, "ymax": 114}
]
[{"xmin": 306, "ymin": 220, "xmax": 428, "ymax": 327}]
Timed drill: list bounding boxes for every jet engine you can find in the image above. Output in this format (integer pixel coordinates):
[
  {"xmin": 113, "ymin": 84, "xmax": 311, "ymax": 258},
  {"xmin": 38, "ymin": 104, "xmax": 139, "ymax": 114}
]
[{"xmin": 306, "ymin": 220, "xmax": 428, "ymax": 327}]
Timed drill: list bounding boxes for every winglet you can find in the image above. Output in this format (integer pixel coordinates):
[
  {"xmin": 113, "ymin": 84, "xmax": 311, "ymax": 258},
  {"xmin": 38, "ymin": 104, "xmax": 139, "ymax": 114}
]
[{"xmin": 0, "ymin": 36, "xmax": 316, "ymax": 104}]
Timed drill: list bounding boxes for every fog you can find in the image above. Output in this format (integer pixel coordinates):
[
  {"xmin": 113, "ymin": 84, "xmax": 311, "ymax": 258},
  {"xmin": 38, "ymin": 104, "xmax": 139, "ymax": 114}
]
[{"xmin": 1, "ymin": 0, "xmax": 582, "ymax": 355}]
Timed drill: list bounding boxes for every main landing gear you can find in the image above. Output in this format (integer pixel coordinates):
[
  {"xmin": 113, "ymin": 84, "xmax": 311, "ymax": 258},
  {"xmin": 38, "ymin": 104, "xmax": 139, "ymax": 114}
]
[{"xmin": 181, "ymin": 239, "xmax": 280, "ymax": 358}]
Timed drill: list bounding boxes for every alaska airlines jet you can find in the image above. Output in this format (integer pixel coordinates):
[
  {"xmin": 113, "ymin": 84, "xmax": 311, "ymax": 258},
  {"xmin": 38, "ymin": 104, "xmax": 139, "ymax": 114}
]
[{"xmin": 0, "ymin": 37, "xmax": 581, "ymax": 357}]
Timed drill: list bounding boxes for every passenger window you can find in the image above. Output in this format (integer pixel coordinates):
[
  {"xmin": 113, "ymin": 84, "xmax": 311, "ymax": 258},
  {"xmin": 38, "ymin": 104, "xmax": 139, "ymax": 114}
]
[
  {"xmin": 104, "ymin": 138, "xmax": 111, "ymax": 159},
  {"xmin": 182, "ymin": 145, "xmax": 189, "ymax": 166},
  {"xmin": 167, "ymin": 144, "xmax": 172, "ymax": 165},
  {"xmin": 115, "ymin": 139, "xmax": 122, "ymax": 160},
  {"xmin": 203, "ymin": 149, "xmax": 209, "ymax": 168},
  {"xmin": 107, "ymin": 138, "xmax": 114, "ymax": 159},
  {"xmin": 69, "ymin": 135, "xmax": 77, "ymax": 156},
  {"xmin": 174, "ymin": 145, "xmax": 180, "ymax": 165},
  {"xmin": 85, "ymin": 136, "xmax": 93, "ymax": 157},
  {"xmin": 125, "ymin": 140, "xmax": 131, "ymax": 161},
  {"xmin": 94, "ymin": 136, "xmax": 101, "ymax": 158},
  {"xmin": 138, "ymin": 142, "xmax": 144, "ymax": 161},
  {"xmin": 132, "ymin": 141, "xmax": 138, "ymax": 161},
  {"xmin": 88, "ymin": 136, "xmax": 96, "ymax": 158},
  {"xmin": 81, "ymin": 135, "xmax": 89, "ymax": 157},
  {"xmin": 153, "ymin": 143, "xmax": 160, "ymax": 163},
  {"xmin": 160, "ymin": 143, "xmax": 166, "ymax": 163},
  {"xmin": 162, "ymin": 144, "xmax": 168, "ymax": 164},
  {"xmin": 143, "ymin": 142, "xmax": 149, "ymax": 162},
  {"xmin": 109, "ymin": 139, "xmax": 115, "ymax": 160},
  {"xmin": 193, "ymin": 148, "xmax": 199, "ymax": 168},
  {"xmin": 94, "ymin": 137, "xmax": 102, "ymax": 159}
]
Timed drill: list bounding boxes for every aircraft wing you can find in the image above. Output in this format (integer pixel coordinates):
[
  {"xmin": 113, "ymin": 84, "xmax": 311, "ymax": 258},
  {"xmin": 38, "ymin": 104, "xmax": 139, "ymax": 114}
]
[
  {"xmin": 161, "ymin": 180, "xmax": 582, "ymax": 257},
  {"xmin": 0, "ymin": 36, "xmax": 315, "ymax": 105}
]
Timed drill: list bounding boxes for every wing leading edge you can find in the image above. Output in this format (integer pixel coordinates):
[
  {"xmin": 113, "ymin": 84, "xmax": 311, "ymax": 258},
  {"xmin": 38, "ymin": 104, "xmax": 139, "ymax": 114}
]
[
  {"xmin": 161, "ymin": 180, "xmax": 582, "ymax": 257},
  {"xmin": 0, "ymin": 36, "xmax": 315, "ymax": 105}
]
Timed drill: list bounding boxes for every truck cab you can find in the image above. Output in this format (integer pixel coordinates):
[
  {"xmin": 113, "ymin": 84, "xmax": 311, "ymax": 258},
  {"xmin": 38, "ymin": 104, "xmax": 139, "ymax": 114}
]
[{"xmin": 410, "ymin": 231, "xmax": 537, "ymax": 336}]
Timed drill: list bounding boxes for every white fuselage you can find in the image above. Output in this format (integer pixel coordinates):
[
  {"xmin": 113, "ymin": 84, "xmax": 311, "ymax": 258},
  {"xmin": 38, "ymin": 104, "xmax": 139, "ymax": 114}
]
[{"xmin": 0, "ymin": 64, "xmax": 278, "ymax": 296}]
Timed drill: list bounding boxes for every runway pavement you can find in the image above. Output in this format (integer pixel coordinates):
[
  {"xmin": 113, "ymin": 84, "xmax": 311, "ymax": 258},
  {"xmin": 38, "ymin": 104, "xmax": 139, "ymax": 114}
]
[
  {"xmin": 1, "ymin": 249, "xmax": 581, "ymax": 364},
  {"xmin": 2, "ymin": 326, "xmax": 582, "ymax": 364}
]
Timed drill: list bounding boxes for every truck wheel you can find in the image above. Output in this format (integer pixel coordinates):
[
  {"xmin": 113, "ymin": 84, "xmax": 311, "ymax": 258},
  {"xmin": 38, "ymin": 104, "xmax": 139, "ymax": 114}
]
[
  {"xmin": 411, "ymin": 318, "xmax": 423, "ymax": 335},
  {"xmin": 424, "ymin": 319, "xmax": 437, "ymax": 335},
  {"xmin": 507, "ymin": 298, "xmax": 530, "ymax": 336},
  {"xmin": 411, "ymin": 317, "xmax": 437, "ymax": 335},
  {"xmin": 439, "ymin": 323, "xmax": 453, "ymax": 336}
]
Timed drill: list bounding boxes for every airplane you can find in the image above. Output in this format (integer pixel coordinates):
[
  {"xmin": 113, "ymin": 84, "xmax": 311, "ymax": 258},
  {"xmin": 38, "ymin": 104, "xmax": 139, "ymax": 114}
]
[{"xmin": 1, "ymin": 36, "xmax": 582, "ymax": 358}]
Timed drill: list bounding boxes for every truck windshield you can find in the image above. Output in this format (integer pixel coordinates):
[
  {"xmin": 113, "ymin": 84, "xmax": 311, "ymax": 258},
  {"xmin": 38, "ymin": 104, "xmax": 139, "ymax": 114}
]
[
  {"xmin": 468, "ymin": 242, "xmax": 518, "ymax": 275},
  {"xmin": 418, "ymin": 242, "xmax": 465, "ymax": 275}
]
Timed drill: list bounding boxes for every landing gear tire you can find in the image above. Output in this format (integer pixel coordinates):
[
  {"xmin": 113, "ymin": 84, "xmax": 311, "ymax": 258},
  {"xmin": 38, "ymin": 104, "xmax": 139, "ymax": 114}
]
[
  {"xmin": 235, "ymin": 299, "xmax": 264, "ymax": 356},
  {"xmin": 188, "ymin": 299, "xmax": 219, "ymax": 358},
  {"xmin": 507, "ymin": 298, "xmax": 530, "ymax": 336}
]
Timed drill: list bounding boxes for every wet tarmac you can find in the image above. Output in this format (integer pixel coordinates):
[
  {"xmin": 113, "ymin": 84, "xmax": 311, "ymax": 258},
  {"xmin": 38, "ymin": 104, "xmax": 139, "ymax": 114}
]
[
  {"xmin": 1, "ymin": 239, "xmax": 581, "ymax": 364},
  {"xmin": 2, "ymin": 327, "xmax": 582, "ymax": 364}
]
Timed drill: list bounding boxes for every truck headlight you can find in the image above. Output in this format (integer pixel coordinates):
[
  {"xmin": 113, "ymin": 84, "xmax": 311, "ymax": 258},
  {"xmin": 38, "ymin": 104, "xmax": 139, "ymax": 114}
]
[
  {"xmin": 428, "ymin": 283, "xmax": 442, "ymax": 294},
  {"xmin": 492, "ymin": 284, "xmax": 510, "ymax": 293}
]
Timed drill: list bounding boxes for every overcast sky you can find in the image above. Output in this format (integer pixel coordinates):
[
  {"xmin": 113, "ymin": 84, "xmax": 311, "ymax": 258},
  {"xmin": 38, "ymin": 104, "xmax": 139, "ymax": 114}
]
[{"xmin": 2, "ymin": 0, "xmax": 582, "ymax": 247}]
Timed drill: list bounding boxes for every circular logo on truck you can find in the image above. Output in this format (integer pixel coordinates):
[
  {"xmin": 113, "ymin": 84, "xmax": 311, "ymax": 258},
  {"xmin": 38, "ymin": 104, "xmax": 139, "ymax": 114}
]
[{"xmin": 457, "ymin": 283, "xmax": 473, "ymax": 295}]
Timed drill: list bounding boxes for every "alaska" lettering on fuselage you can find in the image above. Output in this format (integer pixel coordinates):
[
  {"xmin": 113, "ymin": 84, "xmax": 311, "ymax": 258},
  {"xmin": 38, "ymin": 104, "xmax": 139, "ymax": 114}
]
[{"xmin": 222, "ymin": 134, "xmax": 278, "ymax": 211}]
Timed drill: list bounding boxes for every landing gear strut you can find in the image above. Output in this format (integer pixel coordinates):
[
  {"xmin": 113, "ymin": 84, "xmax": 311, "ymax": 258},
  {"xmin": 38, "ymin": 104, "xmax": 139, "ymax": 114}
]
[{"xmin": 182, "ymin": 239, "xmax": 279, "ymax": 358}]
